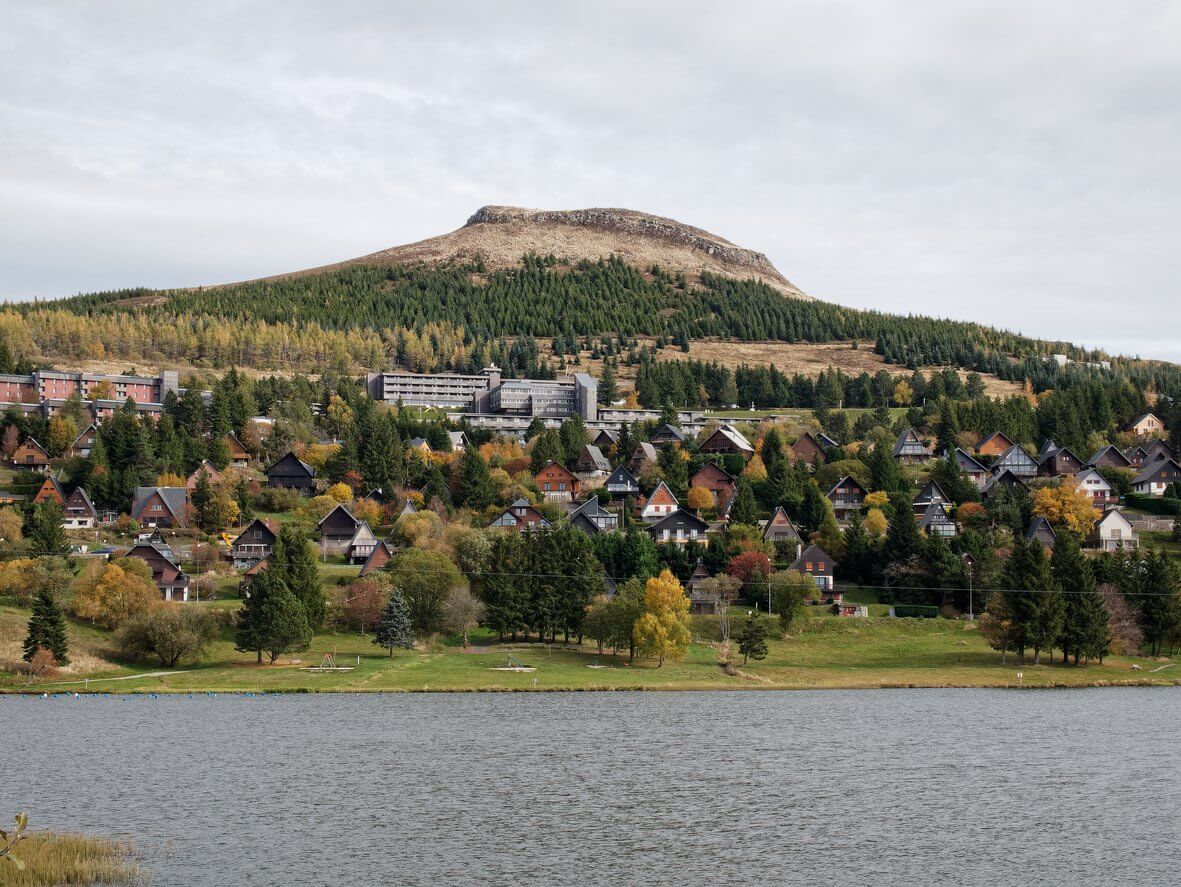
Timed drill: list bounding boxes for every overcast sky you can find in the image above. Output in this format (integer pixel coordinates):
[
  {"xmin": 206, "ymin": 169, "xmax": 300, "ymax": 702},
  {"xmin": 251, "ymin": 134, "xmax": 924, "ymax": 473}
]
[{"xmin": 2, "ymin": 2, "xmax": 1178, "ymax": 359}]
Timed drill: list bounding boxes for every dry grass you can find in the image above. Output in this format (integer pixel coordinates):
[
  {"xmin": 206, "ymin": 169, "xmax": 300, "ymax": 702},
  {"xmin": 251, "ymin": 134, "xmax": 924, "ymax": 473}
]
[
  {"xmin": 0, "ymin": 609, "xmax": 120, "ymax": 677},
  {"xmin": 2, "ymin": 831, "xmax": 144, "ymax": 886}
]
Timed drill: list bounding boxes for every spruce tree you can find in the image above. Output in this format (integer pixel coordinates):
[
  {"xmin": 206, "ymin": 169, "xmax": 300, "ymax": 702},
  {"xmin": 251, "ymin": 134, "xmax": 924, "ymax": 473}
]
[
  {"xmin": 235, "ymin": 566, "xmax": 277, "ymax": 664},
  {"xmin": 729, "ymin": 479, "xmax": 760, "ymax": 526},
  {"xmin": 455, "ymin": 448, "xmax": 494, "ymax": 510},
  {"xmin": 1052, "ymin": 531, "xmax": 1104, "ymax": 664},
  {"xmin": 256, "ymin": 581, "xmax": 312, "ymax": 664},
  {"xmin": 736, "ymin": 614, "xmax": 769, "ymax": 665},
  {"xmin": 373, "ymin": 587, "xmax": 415, "ymax": 657},
  {"xmin": 883, "ymin": 493, "xmax": 922, "ymax": 568},
  {"xmin": 23, "ymin": 588, "xmax": 69, "ymax": 665},
  {"xmin": 29, "ymin": 500, "xmax": 70, "ymax": 556},
  {"xmin": 271, "ymin": 528, "xmax": 326, "ymax": 630}
]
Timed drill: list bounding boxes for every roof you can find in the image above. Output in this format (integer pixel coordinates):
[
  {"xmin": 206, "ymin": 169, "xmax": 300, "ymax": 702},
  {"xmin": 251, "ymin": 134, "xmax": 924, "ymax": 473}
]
[
  {"xmin": 69, "ymin": 425, "xmax": 98, "ymax": 448},
  {"xmin": 918, "ymin": 502, "xmax": 955, "ymax": 529},
  {"xmin": 577, "ymin": 444, "xmax": 610, "ymax": 472},
  {"xmin": 568, "ymin": 497, "xmax": 612, "ymax": 519},
  {"xmin": 131, "ymin": 487, "xmax": 188, "ymax": 522},
  {"xmin": 318, "ymin": 503, "xmax": 359, "ymax": 528},
  {"xmin": 16, "ymin": 437, "xmax": 49, "ymax": 457},
  {"xmin": 692, "ymin": 462, "xmax": 735, "ymax": 483},
  {"xmin": 1026, "ymin": 516, "xmax": 1058, "ymax": 544},
  {"xmin": 535, "ymin": 460, "xmax": 578, "ymax": 481},
  {"xmin": 359, "ymin": 540, "xmax": 393, "ymax": 577},
  {"xmin": 1130, "ymin": 412, "xmax": 1162, "ymax": 427},
  {"xmin": 645, "ymin": 480, "xmax": 679, "ymax": 507},
  {"xmin": 631, "ymin": 442, "xmax": 658, "ymax": 464},
  {"xmin": 346, "ymin": 521, "xmax": 378, "ymax": 548},
  {"xmin": 594, "ymin": 429, "xmax": 619, "ymax": 445},
  {"xmin": 652, "ymin": 424, "xmax": 686, "ymax": 442},
  {"xmin": 762, "ymin": 506, "xmax": 801, "ymax": 542},
  {"xmin": 914, "ymin": 479, "xmax": 949, "ymax": 503},
  {"xmin": 954, "ymin": 448, "xmax": 988, "ymax": 473},
  {"xmin": 892, "ymin": 428, "xmax": 927, "ymax": 457},
  {"xmin": 826, "ymin": 475, "xmax": 865, "ymax": 497},
  {"xmin": 1133, "ymin": 458, "xmax": 1181, "ymax": 486},
  {"xmin": 977, "ymin": 431, "xmax": 1014, "ymax": 450},
  {"xmin": 266, "ymin": 451, "xmax": 315, "ymax": 477},
  {"xmin": 232, "ymin": 518, "xmax": 278, "ymax": 546},
  {"xmin": 1086, "ymin": 445, "xmax": 1132, "ymax": 468},
  {"xmin": 790, "ymin": 544, "xmax": 834, "ymax": 571},
  {"xmin": 981, "ymin": 469, "xmax": 1028, "ymax": 495},
  {"xmin": 606, "ymin": 463, "xmax": 639, "ymax": 487},
  {"xmin": 65, "ymin": 486, "xmax": 98, "ymax": 517},
  {"xmin": 448, "ymin": 431, "xmax": 468, "ymax": 448},
  {"xmin": 1040, "ymin": 445, "xmax": 1083, "ymax": 468},
  {"xmin": 701, "ymin": 424, "xmax": 754, "ymax": 453},
  {"xmin": 646, "ymin": 508, "xmax": 711, "ymax": 533}
]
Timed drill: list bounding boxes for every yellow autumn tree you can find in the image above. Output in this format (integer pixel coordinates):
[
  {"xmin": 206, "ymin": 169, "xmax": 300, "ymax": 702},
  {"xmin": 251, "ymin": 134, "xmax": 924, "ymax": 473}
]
[
  {"xmin": 633, "ymin": 569, "xmax": 692, "ymax": 667},
  {"xmin": 72, "ymin": 561, "xmax": 161, "ymax": 629},
  {"xmin": 863, "ymin": 490, "xmax": 890, "ymax": 510},
  {"xmin": 326, "ymin": 482, "xmax": 354, "ymax": 504},
  {"xmin": 1032, "ymin": 485, "xmax": 1099, "ymax": 535},
  {"xmin": 864, "ymin": 507, "xmax": 889, "ymax": 539},
  {"xmin": 686, "ymin": 486, "xmax": 715, "ymax": 513},
  {"xmin": 742, "ymin": 454, "xmax": 768, "ymax": 481},
  {"xmin": 156, "ymin": 472, "xmax": 187, "ymax": 487}
]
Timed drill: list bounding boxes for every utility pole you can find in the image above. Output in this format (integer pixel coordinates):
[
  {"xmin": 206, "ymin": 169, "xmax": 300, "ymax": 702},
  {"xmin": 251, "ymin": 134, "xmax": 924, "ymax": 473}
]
[{"xmin": 961, "ymin": 553, "xmax": 975, "ymax": 620}]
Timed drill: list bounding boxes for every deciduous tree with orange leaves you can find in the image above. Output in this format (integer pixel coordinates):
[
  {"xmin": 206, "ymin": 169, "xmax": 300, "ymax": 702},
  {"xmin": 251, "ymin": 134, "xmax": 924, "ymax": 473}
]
[
  {"xmin": 632, "ymin": 569, "xmax": 692, "ymax": 667},
  {"xmin": 1032, "ymin": 484, "xmax": 1099, "ymax": 535}
]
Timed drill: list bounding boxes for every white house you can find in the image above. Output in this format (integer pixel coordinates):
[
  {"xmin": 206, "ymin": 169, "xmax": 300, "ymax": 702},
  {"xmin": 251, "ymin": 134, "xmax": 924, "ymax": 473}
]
[{"xmin": 1088, "ymin": 509, "xmax": 1138, "ymax": 552}]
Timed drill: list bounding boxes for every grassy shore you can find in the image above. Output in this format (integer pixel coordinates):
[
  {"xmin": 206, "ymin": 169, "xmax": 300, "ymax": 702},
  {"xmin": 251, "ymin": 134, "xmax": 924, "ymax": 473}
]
[
  {"xmin": 3, "ymin": 602, "xmax": 1176, "ymax": 693},
  {"xmin": 2, "ymin": 831, "xmax": 143, "ymax": 886}
]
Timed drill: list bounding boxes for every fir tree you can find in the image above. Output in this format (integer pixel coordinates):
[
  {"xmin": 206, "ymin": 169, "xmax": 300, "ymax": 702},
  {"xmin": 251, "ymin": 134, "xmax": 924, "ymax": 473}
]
[
  {"xmin": 22, "ymin": 588, "xmax": 69, "ymax": 665},
  {"xmin": 883, "ymin": 493, "xmax": 922, "ymax": 567},
  {"xmin": 455, "ymin": 448, "xmax": 494, "ymax": 510},
  {"xmin": 729, "ymin": 479, "xmax": 760, "ymax": 526},
  {"xmin": 29, "ymin": 501, "xmax": 70, "ymax": 556},
  {"xmin": 1052, "ymin": 530, "xmax": 1105, "ymax": 664},
  {"xmin": 270, "ymin": 528, "xmax": 326, "ymax": 630},
  {"xmin": 736, "ymin": 614, "xmax": 769, "ymax": 665},
  {"xmin": 373, "ymin": 587, "xmax": 415, "ymax": 655}
]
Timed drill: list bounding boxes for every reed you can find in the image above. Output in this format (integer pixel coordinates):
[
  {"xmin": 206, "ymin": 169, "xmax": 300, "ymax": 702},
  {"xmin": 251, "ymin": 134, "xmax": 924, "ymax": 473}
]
[{"xmin": 2, "ymin": 831, "xmax": 144, "ymax": 886}]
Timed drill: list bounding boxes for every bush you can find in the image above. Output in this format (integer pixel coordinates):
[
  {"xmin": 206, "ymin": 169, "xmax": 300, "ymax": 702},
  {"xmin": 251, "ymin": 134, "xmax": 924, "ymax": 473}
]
[
  {"xmin": 892, "ymin": 604, "xmax": 940, "ymax": 618},
  {"xmin": 253, "ymin": 486, "xmax": 301, "ymax": 513},
  {"xmin": 115, "ymin": 606, "xmax": 218, "ymax": 666},
  {"xmin": 1125, "ymin": 493, "xmax": 1181, "ymax": 516}
]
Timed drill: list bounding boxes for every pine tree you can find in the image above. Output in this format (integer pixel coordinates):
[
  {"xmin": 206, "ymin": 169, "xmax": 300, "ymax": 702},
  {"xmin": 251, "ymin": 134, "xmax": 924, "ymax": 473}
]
[
  {"xmin": 373, "ymin": 587, "xmax": 415, "ymax": 655},
  {"xmin": 255, "ymin": 581, "xmax": 312, "ymax": 664},
  {"xmin": 1052, "ymin": 530, "xmax": 1104, "ymax": 664},
  {"xmin": 22, "ymin": 588, "xmax": 69, "ymax": 665},
  {"xmin": 598, "ymin": 364, "xmax": 617, "ymax": 406},
  {"xmin": 270, "ymin": 528, "xmax": 326, "ymax": 630},
  {"xmin": 736, "ymin": 614, "xmax": 769, "ymax": 665},
  {"xmin": 455, "ymin": 448, "xmax": 494, "ymax": 510},
  {"xmin": 1003, "ymin": 536, "xmax": 1057, "ymax": 664},
  {"xmin": 883, "ymin": 493, "xmax": 922, "ymax": 567},
  {"xmin": 235, "ymin": 566, "xmax": 279, "ymax": 663},
  {"xmin": 29, "ymin": 501, "xmax": 70, "ymax": 556},
  {"xmin": 729, "ymin": 479, "xmax": 760, "ymax": 525}
]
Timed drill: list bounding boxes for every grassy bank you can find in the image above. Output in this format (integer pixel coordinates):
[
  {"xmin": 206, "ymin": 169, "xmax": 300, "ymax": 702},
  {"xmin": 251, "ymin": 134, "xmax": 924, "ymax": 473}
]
[
  {"xmin": 3, "ymin": 602, "xmax": 1175, "ymax": 693},
  {"xmin": 2, "ymin": 831, "xmax": 142, "ymax": 886}
]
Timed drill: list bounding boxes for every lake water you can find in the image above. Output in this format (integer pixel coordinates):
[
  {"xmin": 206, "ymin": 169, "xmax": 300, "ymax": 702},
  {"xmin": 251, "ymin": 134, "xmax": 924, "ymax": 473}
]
[{"xmin": 3, "ymin": 689, "xmax": 1179, "ymax": 886}]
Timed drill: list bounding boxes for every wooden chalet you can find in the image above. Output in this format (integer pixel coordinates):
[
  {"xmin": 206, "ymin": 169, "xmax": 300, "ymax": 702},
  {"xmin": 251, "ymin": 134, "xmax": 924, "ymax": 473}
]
[
  {"xmin": 1087, "ymin": 509, "xmax": 1137, "ymax": 551},
  {"xmin": 789, "ymin": 544, "xmax": 836, "ymax": 597},
  {"xmin": 976, "ymin": 431, "xmax": 1015, "ymax": 457},
  {"xmin": 535, "ymin": 461, "xmax": 580, "ymax": 502},
  {"xmin": 1132, "ymin": 458, "xmax": 1181, "ymax": 497},
  {"xmin": 1086, "ymin": 445, "xmax": 1132, "ymax": 471},
  {"xmin": 650, "ymin": 424, "xmax": 686, "ymax": 446},
  {"xmin": 981, "ymin": 468, "xmax": 1028, "ymax": 499},
  {"xmin": 1074, "ymin": 468, "xmax": 1116, "ymax": 508},
  {"xmin": 646, "ymin": 508, "xmax": 710, "ymax": 546},
  {"xmin": 124, "ymin": 542, "xmax": 190, "ymax": 601},
  {"xmin": 63, "ymin": 487, "xmax": 98, "ymax": 529},
  {"xmin": 592, "ymin": 429, "xmax": 619, "ymax": 450},
  {"xmin": 1127, "ymin": 412, "xmax": 1165, "ymax": 438},
  {"xmin": 574, "ymin": 444, "xmax": 611, "ymax": 475},
  {"xmin": 231, "ymin": 518, "xmax": 278, "ymax": 569},
  {"xmin": 1123, "ymin": 446, "xmax": 1150, "ymax": 469},
  {"xmin": 448, "ymin": 431, "xmax": 469, "ymax": 452},
  {"xmin": 605, "ymin": 463, "xmax": 640, "ymax": 496},
  {"xmin": 567, "ymin": 497, "xmax": 619, "ymax": 535},
  {"xmin": 790, "ymin": 433, "xmax": 827, "ymax": 465},
  {"xmin": 68, "ymin": 424, "xmax": 99, "ymax": 459},
  {"xmin": 697, "ymin": 425, "xmax": 754, "ymax": 461},
  {"xmin": 240, "ymin": 558, "xmax": 267, "ymax": 594},
  {"xmin": 993, "ymin": 444, "xmax": 1038, "ymax": 478},
  {"xmin": 490, "ymin": 498, "xmax": 550, "ymax": 533},
  {"xmin": 359, "ymin": 540, "xmax": 393, "ymax": 577},
  {"xmin": 826, "ymin": 475, "xmax": 866, "ymax": 523},
  {"xmin": 1143, "ymin": 439, "xmax": 1177, "ymax": 463},
  {"xmin": 954, "ymin": 448, "xmax": 989, "ymax": 488},
  {"xmin": 628, "ymin": 442, "xmax": 658, "ymax": 473},
  {"xmin": 185, "ymin": 459, "xmax": 222, "ymax": 491},
  {"xmin": 690, "ymin": 463, "xmax": 736, "ymax": 502},
  {"xmin": 399, "ymin": 499, "xmax": 419, "ymax": 517},
  {"xmin": 12, "ymin": 437, "xmax": 50, "ymax": 473},
  {"xmin": 917, "ymin": 503, "xmax": 957, "ymax": 537},
  {"xmin": 1026, "ymin": 516, "xmax": 1057, "ymax": 551},
  {"xmin": 265, "ymin": 451, "xmax": 316, "ymax": 492},
  {"xmin": 913, "ymin": 479, "xmax": 951, "ymax": 516},
  {"xmin": 686, "ymin": 560, "xmax": 719, "ymax": 614},
  {"xmin": 1037, "ymin": 441, "xmax": 1084, "ymax": 478},
  {"xmin": 224, "ymin": 433, "xmax": 251, "ymax": 468},
  {"xmin": 33, "ymin": 475, "xmax": 66, "ymax": 507},
  {"xmin": 345, "ymin": 522, "xmax": 379, "ymax": 564},
  {"xmin": 319, "ymin": 504, "xmax": 361, "ymax": 554},
  {"xmin": 639, "ymin": 480, "xmax": 679, "ymax": 522},
  {"xmin": 762, "ymin": 506, "xmax": 801, "ymax": 546},
  {"xmin": 892, "ymin": 428, "xmax": 931, "ymax": 464},
  {"xmin": 131, "ymin": 487, "xmax": 190, "ymax": 528}
]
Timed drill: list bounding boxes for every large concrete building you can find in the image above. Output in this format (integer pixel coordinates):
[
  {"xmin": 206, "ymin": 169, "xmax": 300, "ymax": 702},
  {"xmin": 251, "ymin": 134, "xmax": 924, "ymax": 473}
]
[{"xmin": 0, "ymin": 370, "xmax": 180, "ymax": 419}]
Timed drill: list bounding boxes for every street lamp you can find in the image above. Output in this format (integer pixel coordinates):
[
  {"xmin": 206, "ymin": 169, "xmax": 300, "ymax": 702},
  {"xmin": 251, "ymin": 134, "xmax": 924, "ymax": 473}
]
[{"xmin": 961, "ymin": 553, "xmax": 974, "ymax": 620}]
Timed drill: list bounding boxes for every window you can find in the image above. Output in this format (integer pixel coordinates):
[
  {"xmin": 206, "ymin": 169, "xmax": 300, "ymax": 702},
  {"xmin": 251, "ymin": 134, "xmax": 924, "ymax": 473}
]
[{"xmin": 805, "ymin": 562, "xmax": 813, "ymax": 570}]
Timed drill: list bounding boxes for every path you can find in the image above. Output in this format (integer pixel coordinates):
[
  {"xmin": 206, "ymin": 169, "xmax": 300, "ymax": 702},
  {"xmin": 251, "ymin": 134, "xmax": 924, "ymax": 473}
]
[{"xmin": 37, "ymin": 670, "xmax": 194, "ymax": 687}]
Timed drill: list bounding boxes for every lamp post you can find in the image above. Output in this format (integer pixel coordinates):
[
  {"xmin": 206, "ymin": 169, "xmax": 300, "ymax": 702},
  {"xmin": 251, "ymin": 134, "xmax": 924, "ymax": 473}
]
[{"xmin": 961, "ymin": 553, "xmax": 975, "ymax": 620}]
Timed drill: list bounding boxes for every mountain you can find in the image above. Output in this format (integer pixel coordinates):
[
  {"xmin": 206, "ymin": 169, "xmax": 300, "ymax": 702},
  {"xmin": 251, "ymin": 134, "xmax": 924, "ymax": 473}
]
[{"xmin": 247, "ymin": 205, "xmax": 809, "ymax": 299}]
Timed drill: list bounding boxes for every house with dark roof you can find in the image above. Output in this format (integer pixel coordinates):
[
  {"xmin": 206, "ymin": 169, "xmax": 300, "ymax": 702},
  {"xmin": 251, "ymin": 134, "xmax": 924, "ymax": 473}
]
[
  {"xmin": 762, "ymin": 506, "xmax": 801, "ymax": 546},
  {"xmin": 993, "ymin": 444, "xmax": 1038, "ymax": 478},
  {"xmin": 1037, "ymin": 442, "xmax": 1084, "ymax": 478},
  {"xmin": 124, "ymin": 542, "xmax": 190, "ymax": 601},
  {"xmin": 224, "ymin": 433, "xmax": 251, "ymax": 467},
  {"xmin": 1143, "ymin": 439, "xmax": 1177, "ymax": 462},
  {"xmin": 954, "ymin": 448, "xmax": 989, "ymax": 488},
  {"xmin": 131, "ymin": 487, "xmax": 190, "ymax": 528},
  {"xmin": 646, "ymin": 509, "xmax": 710, "ymax": 546},
  {"xmin": 574, "ymin": 444, "xmax": 611, "ymax": 476},
  {"xmin": 535, "ymin": 461, "xmax": 580, "ymax": 502},
  {"xmin": 63, "ymin": 487, "xmax": 98, "ymax": 529},
  {"xmin": 33, "ymin": 475, "xmax": 66, "ymax": 507},
  {"xmin": 231, "ymin": 518, "xmax": 278, "ymax": 569},
  {"xmin": 567, "ymin": 497, "xmax": 619, "ymax": 535},
  {"xmin": 892, "ymin": 428, "xmax": 931, "ymax": 464},
  {"xmin": 976, "ymin": 431, "xmax": 1015, "ymax": 457},
  {"xmin": 1123, "ymin": 445, "xmax": 1150, "ymax": 469},
  {"xmin": 359, "ymin": 540, "xmax": 393, "ymax": 577},
  {"xmin": 318, "ymin": 504, "xmax": 361, "ymax": 554},
  {"xmin": 639, "ymin": 480, "xmax": 679, "ymax": 522},
  {"xmin": 1132, "ymin": 458, "xmax": 1181, "ymax": 497},
  {"xmin": 1127, "ymin": 412, "xmax": 1165, "ymax": 438},
  {"xmin": 913, "ymin": 479, "xmax": 951, "ymax": 516},
  {"xmin": 981, "ymin": 468, "xmax": 1028, "ymax": 499},
  {"xmin": 650, "ymin": 424, "xmax": 686, "ymax": 446},
  {"xmin": 605, "ymin": 463, "xmax": 640, "ymax": 497},
  {"xmin": 1026, "ymin": 516, "xmax": 1057, "ymax": 551},
  {"xmin": 917, "ymin": 503, "xmax": 957, "ymax": 537},
  {"xmin": 690, "ymin": 463, "xmax": 736, "ymax": 502},
  {"xmin": 1074, "ymin": 468, "xmax": 1115, "ymax": 508},
  {"xmin": 697, "ymin": 425, "xmax": 754, "ymax": 460},
  {"xmin": 68, "ymin": 424, "xmax": 99, "ymax": 459},
  {"xmin": 826, "ymin": 475, "xmax": 866, "ymax": 523},
  {"xmin": 592, "ymin": 428, "xmax": 619, "ymax": 450},
  {"xmin": 790, "ymin": 433, "xmax": 827, "ymax": 465},
  {"xmin": 265, "ymin": 451, "xmax": 316, "ymax": 492},
  {"xmin": 789, "ymin": 544, "xmax": 836, "ymax": 598},
  {"xmin": 628, "ymin": 442, "xmax": 659, "ymax": 473},
  {"xmin": 12, "ymin": 437, "xmax": 50, "ymax": 473},
  {"xmin": 490, "ymin": 498, "xmax": 550, "ymax": 532},
  {"xmin": 1086, "ymin": 445, "xmax": 1132, "ymax": 470}
]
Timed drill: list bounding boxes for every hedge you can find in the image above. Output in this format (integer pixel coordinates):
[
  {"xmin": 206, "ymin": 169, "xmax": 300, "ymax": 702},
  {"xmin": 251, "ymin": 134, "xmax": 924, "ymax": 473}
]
[
  {"xmin": 891, "ymin": 604, "xmax": 940, "ymax": 619},
  {"xmin": 1125, "ymin": 493, "xmax": 1181, "ymax": 516}
]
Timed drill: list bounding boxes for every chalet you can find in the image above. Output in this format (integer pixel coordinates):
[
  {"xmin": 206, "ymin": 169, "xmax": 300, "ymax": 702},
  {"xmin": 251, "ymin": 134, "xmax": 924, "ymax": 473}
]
[
  {"xmin": 1087, "ymin": 509, "xmax": 1138, "ymax": 552},
  {"xmin": 490, "ymin": 498, "xmax": 550, "ymax": 532},
  {"xmin": 1127, "ymin": 412, "xmax": 1165, "ymax": 438},
  {"xmin": 185, "ymin": 460, "xmax": 222, "ymax": 492},
  {"xmin": 12, "ymin": 438, "xmax": 50, "ymax": 473},
  {"xmin": 650, "ymin": 424, "xmax": 686, "ymax": 446},
  {"xmin": 789, "ymin": 544, "xmax": 836, "ymax": 598},
  {"xmin": 628, "ymin": 442, "xmax": 659, "ymax": 473},
  {"xmin": 224, "ymin": 433, "xmax": 251, "ymax": 468},
  {"xmin": 124, "ymin": 542, "xmax": 190, "ymax": 601},
  {"xmin": 1026, "ymin": 516, "xmax": 1058, "ymax": 551},
  {"xmin": 68, "ymin": 425, "xmax": 99, "ymax": 459},
  {"xmin": 399, "ymin": 499, "xmax": 418, "ymax": 517},
  {"xmin": 686, "ymin": 560, "xmax": 718, "ymax": 614},
  {"xmin": 981, "ymin": 468, "xmax": 1027, "ymax": 499},
  {"xmin": 993, "ymin": 444, "xmax": 1038, "ymax": 478},
  {"xmin": 63, "ymin": 487, "xmax": 98, "ymax": 529},
  {"xmin": 913, "ymin": 479, "xmax": 951, "ymax": 516},
  {"xmin": 407, "ymin": 438, "xmax": 432, "ymax": 455},
  {"xmin": 1123, "ymin": 446, "xmax": 1150, "ymax": 469},
  {"xmin": 359, "ymin": 540, "xmax": 393, "ymax": 577},
  {"xmin": 567, "ymin": 497, "xmax": 619, "ymax": 534},
  {"xmin": 1037, "ymin": 442, "xmax": 1084, "ymax": 478},
  {"xmin": 826, "ymin": 475, "xmax": 866, "ymax": 523},
  {"xmin": 1073, "ymin": 468, "xmax": 1116, "ymax": 508},
  {"xmin": 535, "ymin": 461, "xmax": 580, "ymax": 502},
  {"xmin": 646, "ymin": 509, "xmax": 711, "ymax": 546},
  {"xmin": 592, "ymin": 429, "xmax": 619, "ymax": 450},
  {"xmin": 33, "ymin": 475, "xmax": 66, "ymax": 507},
  {"xmin": 639, "ymin": 480, "xmax": 679, "ymax": 522},
  {"xmin": 265, "ymin": 451, "xmax": 316, "ymax": 492},
  {"xmin": 690, "ymin": 463, "xmax": 736, "ymax": 502},
  {"xmin": 448, "ymin": 431, "xmax": 469, "ymax": 452},
  {"xmin": 790, "ymin": 433, "xmax": 827, "ymax": 465},
  {"xmin": 318, "ymin": 504, "xmax": 361, "ymax": 554},
  {"xmin": 1131, "ymin": 458, "xmax": 1181, "ymax": 497},
  {"xmin": 917, "ymin": 503, "xmax": 957, "ymax": 538},
  {"xmin": 240, "ymin": 558, "xmax": 267, "ymax": 594},
  {"xmin": 345, "ymin": 522, "xmax": 379, "ymax": 564},
  {"xmin": 231, "ymin": 518, "xmax": 278, "ymax": 569},
  {"xmin": 892, "ymin": 428, "xmax": 931, "ymax": 464},
  {"xmin": 605, "ymin": 464, "xmax": 640, "ymax": 496},
  {"xmin": 131, "ymin": 487, "xmax": 189, "ymax": 528},
  {"xmin": 954, "ymin": 448, "xmax": 989, "ymax": 488},
  {"xmin": 716, "ymin": 487, "xmax": 738, "ymax": 522},
  {"xmin": 574, "ymin": 444, "xmax": 611, "ymax": 476},
  {"xmin": 697, "ymin": 425, "xmax": 755, "ymax": 460},
  {"xmin": 817, "ymin": 432, "xmax": 840, "ymax": 450},
  {"xmin": 762, "ymin": 506, "xmax": 801, "ymax": 546},
  {"xmin": 1086, "ymin": 445, "xmax": 1132, "ymax": 471},
  {"xmin": 976, "ymin": 431, "xmax": 1015, "ymax": 458},
  {"xmin": 1143, "ymin": 439, "xmax": 1177, "ymax": 463}
]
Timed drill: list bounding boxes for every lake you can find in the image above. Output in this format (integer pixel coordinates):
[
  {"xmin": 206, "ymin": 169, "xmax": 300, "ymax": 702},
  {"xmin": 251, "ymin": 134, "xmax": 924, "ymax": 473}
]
[{"xmin": 3, "ymin": 689, "xmax": 1179, "ymax": 885}]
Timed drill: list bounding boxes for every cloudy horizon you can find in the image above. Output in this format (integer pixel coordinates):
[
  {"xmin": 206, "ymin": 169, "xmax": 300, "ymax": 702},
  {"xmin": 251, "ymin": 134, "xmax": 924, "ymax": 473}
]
[{"xmin": 2, "ymin": 1, "xmax": 1178, "ymax": 360}]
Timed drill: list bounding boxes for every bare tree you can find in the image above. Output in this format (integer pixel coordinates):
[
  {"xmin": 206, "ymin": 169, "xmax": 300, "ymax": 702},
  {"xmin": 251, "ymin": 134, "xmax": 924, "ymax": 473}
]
[
  {"xmin": 443, "ymin": 585, "xmax": 485, "ymax": 647},
  {"xmin": 697, "ymin": 574, "xmax": 742, "ymax": 642}
]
